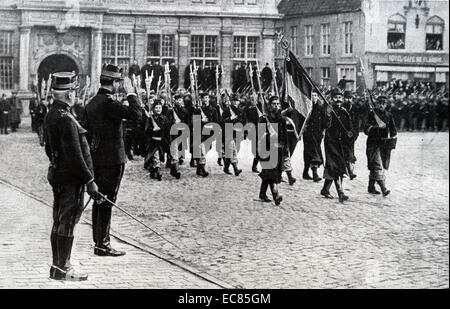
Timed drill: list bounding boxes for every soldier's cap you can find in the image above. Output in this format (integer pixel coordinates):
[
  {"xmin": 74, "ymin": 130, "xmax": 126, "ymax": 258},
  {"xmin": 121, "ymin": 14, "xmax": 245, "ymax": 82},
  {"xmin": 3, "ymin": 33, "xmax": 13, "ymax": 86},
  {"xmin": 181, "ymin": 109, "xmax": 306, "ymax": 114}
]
[
  {"xmin": 174, "ymin": 93, "xmax": 183, "ymax": 100},
  {"xmin": 330, "ymin": 87, "xmax": 343, "ymax": 97},
  {"xmin": 269, "ymin": 96, "xmax": 280, "ymax": 104},
  {"xmin": 200, "ymin": 92, "xmax": 209, "ymax": 98},
  {"xmin": 101, "ymin": 64, "xmax": 124, "ymax": 81},
  {"xmin": 344, "ymin": 90, "xmax": 353, "ymax": 99},
  {"xmin": 153, "ymin": 99, "xmax": 162, "ymax": 106},
  {"xmin": 377, "ymin": 95, "xmax": 388, "ymax": 102},
  {"xmin": 230, "ymin": 94, "xmax": 239, "ymax": 101},
  {"xmin": 51, "ymin": 72, "xmax": 79, "ymax": 91}
]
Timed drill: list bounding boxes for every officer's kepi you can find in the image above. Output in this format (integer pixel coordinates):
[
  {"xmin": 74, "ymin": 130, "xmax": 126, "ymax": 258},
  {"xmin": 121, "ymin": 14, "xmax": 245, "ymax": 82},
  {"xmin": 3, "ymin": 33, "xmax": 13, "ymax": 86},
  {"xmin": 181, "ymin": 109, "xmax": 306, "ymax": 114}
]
[
  {"xmin": 101, "ymin": 64, "xmax": 124, "ymax": 81},
  {"xmin": 51, "ymin": 72, "xmax": 79, "ymax": 91}
]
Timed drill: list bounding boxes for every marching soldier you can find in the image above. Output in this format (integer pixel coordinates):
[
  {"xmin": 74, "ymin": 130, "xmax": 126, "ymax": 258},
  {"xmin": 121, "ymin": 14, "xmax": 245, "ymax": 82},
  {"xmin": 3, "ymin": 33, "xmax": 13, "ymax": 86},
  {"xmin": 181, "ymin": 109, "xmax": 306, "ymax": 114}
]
[
  {"xmin": 245, "ymin": 94, "xmax": 263, "ymax": 173},
  {"xmin": 85, "ymin": 64, "xmax": 142, "ymax": 257},
  {"xmin": 29, "ymin": 93, "xmax": 38, "ymax": 132},
  {"xmin": 302, "ymin": 91, "xmax": 325, "ymax": 182},
  {"xmin": 192, "ymin": 92, "xmax": 218, "ymax": 177},
  {"xmin": 221, "ymin": 93, "xmax": 243, "ymax": 176},
  {"xmin": 165, "ymin": 93, "xmax": 187, "ymax": 178},
  {"xmin": 0, "ymin": 93, "xmax": 10, "ymax": 134},
  {"xmin": 35, "ymin": 96, "xmax": 49, "ymax": 146},
  {"xmin": 343, "ymin": 90, "xmax": 359, "ymax": 180},
  {"xmin": 364, "ymin": 95, "xmax": 397, "ymax": 196},
  {"xmin": 145, "ymin": 100, "xmax": 170, "ymax": 180},
  {"xmin": 44, "ymin": 72, "xmax": 99, "ymax": 281},
  {"xmin": 258, "ymin": 96, "xmax": 285, "ymax": 205},
  {"xmin": 320, "ymin": 88, "xmax": 353, "ymax": 203},
  {"xmin": 172, "ymin": 93, "xmax": 190, "ymax": 166}
]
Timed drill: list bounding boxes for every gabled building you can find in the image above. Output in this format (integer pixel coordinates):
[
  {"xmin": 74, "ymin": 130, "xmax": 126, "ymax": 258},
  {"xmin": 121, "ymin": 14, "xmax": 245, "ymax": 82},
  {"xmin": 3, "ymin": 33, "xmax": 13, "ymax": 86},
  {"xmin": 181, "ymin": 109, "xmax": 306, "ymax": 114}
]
[
  {"xmin": 0, "ymin": 0, "xmax": 281, "ymax": 101},
  {"xmin": 277, "ymin": 0, "xmax": 449, "ymax": 90}
]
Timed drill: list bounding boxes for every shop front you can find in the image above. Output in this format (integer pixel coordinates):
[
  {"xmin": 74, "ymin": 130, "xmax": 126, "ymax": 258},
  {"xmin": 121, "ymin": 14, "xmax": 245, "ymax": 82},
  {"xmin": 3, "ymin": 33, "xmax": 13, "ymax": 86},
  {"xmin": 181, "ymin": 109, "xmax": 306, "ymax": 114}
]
[{"xmin": 367, "ymin": 52, "xmax": 449, "ymax": 88}]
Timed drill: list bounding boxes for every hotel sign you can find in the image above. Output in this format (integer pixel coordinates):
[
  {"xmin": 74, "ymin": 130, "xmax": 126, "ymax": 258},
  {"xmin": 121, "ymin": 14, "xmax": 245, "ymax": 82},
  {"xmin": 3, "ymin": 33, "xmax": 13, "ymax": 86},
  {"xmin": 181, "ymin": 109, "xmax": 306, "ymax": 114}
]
[{"xmin": 388, "ymin": 54, "xmax": 443, "ymax": 64}]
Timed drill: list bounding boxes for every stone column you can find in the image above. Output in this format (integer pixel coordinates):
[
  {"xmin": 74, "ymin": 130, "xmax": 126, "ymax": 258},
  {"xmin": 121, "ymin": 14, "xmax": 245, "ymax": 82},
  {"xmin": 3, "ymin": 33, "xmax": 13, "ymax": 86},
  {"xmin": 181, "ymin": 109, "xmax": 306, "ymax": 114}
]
[
  {"xmin": 133, "ymin": 28, "xmax": 146, "ymax": 66},
  {"xmin": 220, "ymin": 29, "xmax": 233, "ymax": 89},
  {"xmin": 261, "ymin": 30, "xmax": 275, "ymax": 68},
  {"xmin": 177, "ymin": 29, "xmax": 190, "ymax": 88},
  {"xmin": 90, "ymin": 27, "xmax": 102, "ymax": 93},
  {"xmin": 19, "ymin": 26, "xmax": 31, "ymax": 92}
]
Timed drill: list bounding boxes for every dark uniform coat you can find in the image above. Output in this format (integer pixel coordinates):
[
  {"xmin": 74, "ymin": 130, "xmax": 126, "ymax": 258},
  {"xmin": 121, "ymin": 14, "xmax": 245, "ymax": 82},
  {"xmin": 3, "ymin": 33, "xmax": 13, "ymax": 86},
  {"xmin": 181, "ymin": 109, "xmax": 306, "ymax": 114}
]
[
  {"xmin": 323, "ymin": 105, "xmax": 353, "ymax": 180},
  {"xmin": 364, "ymin": 110, "xmax": 397, "ymax": 173},
  {"xmin": 258, "ymin": 110, "xmax": 287, "ymax": 183},
  {"xmin": 85, "ymin": 88, "xmax": 142, "ymax": 167},
  {"xmin": 303, "ymin": 102, "xmax": 325, "ymax": 167},
  {"xmin": 44, "ymin": 100, "xmax": 94, "ymax": 185},
  {"xmin": 343, "ymin": 103, "xmax": 360, "ymax": 163}
]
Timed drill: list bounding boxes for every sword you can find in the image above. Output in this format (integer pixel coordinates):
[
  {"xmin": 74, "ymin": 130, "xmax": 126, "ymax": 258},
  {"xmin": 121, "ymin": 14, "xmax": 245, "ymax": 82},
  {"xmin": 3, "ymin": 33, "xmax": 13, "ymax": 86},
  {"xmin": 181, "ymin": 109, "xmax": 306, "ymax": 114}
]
[{"xmin": 85, "ymin": 193, "xmax": 182, "ymax": 250}]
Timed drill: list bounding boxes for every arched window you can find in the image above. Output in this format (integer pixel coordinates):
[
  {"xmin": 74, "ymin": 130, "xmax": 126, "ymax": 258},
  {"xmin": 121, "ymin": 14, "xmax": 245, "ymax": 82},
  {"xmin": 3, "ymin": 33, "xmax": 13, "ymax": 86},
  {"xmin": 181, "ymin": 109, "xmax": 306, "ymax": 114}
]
[
  {"xmin": 426, "ymin": 16, "xmax": 444, "ymax": 51},
  {"xmin": 387, "ymin": 14, "xmax": 406, "ymax": 49}
]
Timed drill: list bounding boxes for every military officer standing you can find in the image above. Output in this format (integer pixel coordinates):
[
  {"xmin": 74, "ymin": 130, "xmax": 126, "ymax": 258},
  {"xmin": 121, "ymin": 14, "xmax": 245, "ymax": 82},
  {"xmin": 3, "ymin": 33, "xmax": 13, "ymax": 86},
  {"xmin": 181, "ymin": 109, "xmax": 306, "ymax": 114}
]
[
  {"xmin": 85, "ymin": 64, "xmax": 142, "ymax": 257},
  {"xmin": 44, "ymin": 72, "xmax": 99, "ymax": 281}
]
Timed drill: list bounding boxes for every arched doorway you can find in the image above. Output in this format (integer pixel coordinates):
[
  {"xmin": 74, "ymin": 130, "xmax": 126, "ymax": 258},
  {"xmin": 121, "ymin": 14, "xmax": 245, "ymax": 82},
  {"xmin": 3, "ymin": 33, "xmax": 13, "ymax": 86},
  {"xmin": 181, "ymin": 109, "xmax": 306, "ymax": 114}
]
[{"xmin": 37, "ymin": 54, "xmax": 79, "ymax": 92}]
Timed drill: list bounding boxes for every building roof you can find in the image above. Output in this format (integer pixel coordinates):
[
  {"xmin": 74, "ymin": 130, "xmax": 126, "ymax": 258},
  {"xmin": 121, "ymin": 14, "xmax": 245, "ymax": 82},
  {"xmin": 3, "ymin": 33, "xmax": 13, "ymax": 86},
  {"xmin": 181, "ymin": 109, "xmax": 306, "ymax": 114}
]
[{"xmin": 278, "ymin": 0, "xmax": 362, "ymax": 17}]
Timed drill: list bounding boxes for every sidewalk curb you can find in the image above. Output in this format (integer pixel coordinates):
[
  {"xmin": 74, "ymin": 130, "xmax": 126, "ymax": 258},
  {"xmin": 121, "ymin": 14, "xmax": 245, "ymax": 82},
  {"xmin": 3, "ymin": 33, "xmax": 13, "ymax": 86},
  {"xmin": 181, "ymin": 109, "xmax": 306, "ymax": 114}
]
[{"xmin": 0, "ymin": 179, "xmax": 235, "ymax": 289}]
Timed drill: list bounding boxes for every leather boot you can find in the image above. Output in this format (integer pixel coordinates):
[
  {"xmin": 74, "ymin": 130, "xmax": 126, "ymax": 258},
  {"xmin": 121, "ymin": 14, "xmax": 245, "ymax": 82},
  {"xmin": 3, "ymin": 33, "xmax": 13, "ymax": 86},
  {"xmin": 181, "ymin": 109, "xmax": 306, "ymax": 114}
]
[
  {"xmin": 223, "ymin": 160, "xmax": 232, "ymax": 175},
  {"xmin": 252, "ymin": 158, "xmax": 260, "ymax": 173},
  {"xmin": 57, "ymin": 235, "xmax": 73, "ymax": 269},
  {"xmin": 154, "ymin": 167, "xmax": 162, "ymax": 181},
  {"xmin": 190, "ymin": 157, "xmax": 197, "ymax": 167},
  {"xmin": 321, "ymin": 179, "xmax": 334, "ymax": 199},
  {"xmin": 232, "ymin": 163, "xmax": 242, "ymax": 176},
  {"xmin": 170, "ymin": 163, "xmax": 181, "ymax": 179},
  {"xmin": 368, "ymin": 179, "xmax": 380, "ymax": 194},
  {"xmin": 286, "ymin": 171, "xmax": 296, "ymax": 185},
  {"xmin": 311, "ymin": 166, "xmax": 322, "ymax": 182},
  {"xmin": 269, "ymin": 183, "xmax": 283, "ymax": 206},
  {"xmin": 335, "ymin": 179, "xmax": 349, "ymax": 203},
  {"xmin": 377, "ymin": 180, "xmax": 391, "ymax": 196},
  {"xmin": 217, "ymin": 158, "xmax": 223, "ymax": 166},
  {"xmin": 302, "ymin": 166, "xmax": 313, "ymax": 180},
  {"xmin": 50, "ymin": 235, "xmax": 87, "ymax": 281},
  {"xmin": 196, "ymin": 164, "xmax": 209, "ymax": 177},
  {"xmin": 50, "ymin": 230, "xmax": 58, "ymax": 266},
  {"xmin": 259, "ymin": 181, "xmax": 271, "ymax": 202}
]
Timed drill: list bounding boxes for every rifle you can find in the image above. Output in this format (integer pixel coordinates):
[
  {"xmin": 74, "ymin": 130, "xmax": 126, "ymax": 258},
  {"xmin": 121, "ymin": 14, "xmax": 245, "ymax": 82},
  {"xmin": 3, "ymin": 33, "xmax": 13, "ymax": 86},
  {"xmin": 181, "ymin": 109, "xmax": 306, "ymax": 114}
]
[
  {"xmin": 248, "ymin": 64, "xmax": 263, "ymax": 118},
  {"xmin": 224, "ymin": 89, "xmax": 238, "ymax": 121},
  {"xmin": 133, "ymin": 73, "xmax": 160, "ymax": 131},
  {"xmin": 215, "ymin": 65, "xmax": 223, "ymax": 116},
  {"xmin": 82, "ymin": 76, "xmax": 90, "ymax": 107},
  {"xmin": 145, "ymin": 70, "xmax": 154, "ymax": 104},
  {"xmin": 156, "ymin": 75, "xmax": 162, "ymax": 97},
  {"xmin": 45, "ymin": 74, "xmax": 52, "ymax": 100},
  {"xmin": 164, "ymin": 62, "xmax": 181, "ymax": 123},
  {"xmin": 359, "ymin": 58, "xmax": 386, "ymax": 128},
  {"xmin": 272, "ymin": 65, "xmax": 280, "ymax": 98},
  {"xmin": 191, "ymin": 62, "xmax": 208, "ymax": 122},
  {"xmin": 255, "ymin": 61, "xmax": 267, "ymax": 114},
  {"xmin": 33, "ymin": 74, "xmax": 42, "ymax": 104},
  {"xmin": 41, "ymin": 79, "xmax": 46, "ymax": 103}
]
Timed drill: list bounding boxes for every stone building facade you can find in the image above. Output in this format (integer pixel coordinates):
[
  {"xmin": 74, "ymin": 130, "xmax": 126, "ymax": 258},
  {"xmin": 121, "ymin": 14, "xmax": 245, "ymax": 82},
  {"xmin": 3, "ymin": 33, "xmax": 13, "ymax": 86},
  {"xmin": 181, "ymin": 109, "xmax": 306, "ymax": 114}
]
[
  {"xmin": 0, "ymin": 0, "xmax": 281, "ymax": 101},
  {"xmin": 276, "ymin": 0, "xmax": 449, "ymax": 91}
]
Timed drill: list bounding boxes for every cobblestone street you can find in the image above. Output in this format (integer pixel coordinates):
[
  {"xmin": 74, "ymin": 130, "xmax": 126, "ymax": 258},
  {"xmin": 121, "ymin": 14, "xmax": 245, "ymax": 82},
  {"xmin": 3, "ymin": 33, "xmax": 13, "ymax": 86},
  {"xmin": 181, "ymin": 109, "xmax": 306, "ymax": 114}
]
[{"xmin": 0, "ymin": 118, "xmax": 448, "ymax": 288}]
